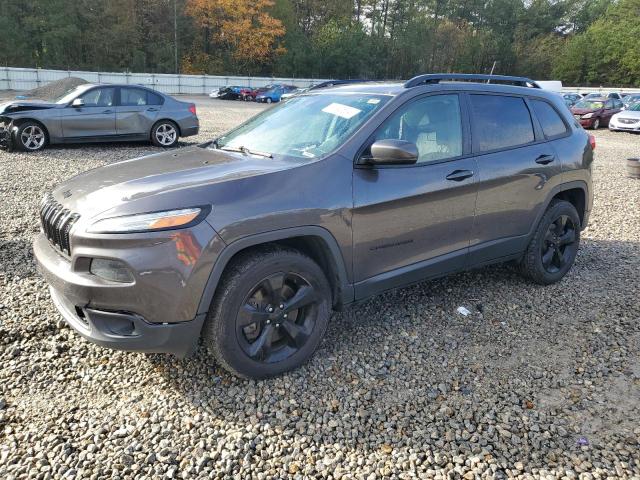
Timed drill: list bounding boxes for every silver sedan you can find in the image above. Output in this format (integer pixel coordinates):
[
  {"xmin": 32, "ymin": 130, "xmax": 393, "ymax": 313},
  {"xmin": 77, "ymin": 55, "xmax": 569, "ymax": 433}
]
[{"xmin": 0, "ymin": 84, "xmax": 199, "ymax": 152}]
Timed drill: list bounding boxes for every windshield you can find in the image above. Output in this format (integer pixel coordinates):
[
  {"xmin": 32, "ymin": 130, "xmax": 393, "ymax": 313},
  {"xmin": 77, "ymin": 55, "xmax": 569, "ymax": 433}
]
[
  {"xmin": 214, "ymin": 93, "xmax": 390, "ymax": 159},
  {"xmin": 574, "ymin": 100, "xmax": 603, "ymax": 109},
  {"xmin": 629, "ymin": 103, "xmax": 640, "ymax": 111},
  {"xmin": 53, "ymin": 85, "xmax": 92, "ymax": 104}
]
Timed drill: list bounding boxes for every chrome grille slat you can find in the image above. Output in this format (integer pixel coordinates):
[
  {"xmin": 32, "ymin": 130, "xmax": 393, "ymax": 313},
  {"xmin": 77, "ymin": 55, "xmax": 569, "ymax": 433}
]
[{"xmin": 39, "ymin": 194, "xmax": 80, "ymax": 255}]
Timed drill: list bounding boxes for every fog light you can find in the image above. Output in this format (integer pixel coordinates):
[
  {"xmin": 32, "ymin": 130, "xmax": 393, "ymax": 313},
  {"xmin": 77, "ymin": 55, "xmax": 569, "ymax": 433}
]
[{"xmin": 90, "ymin": 259, "xmax": 134, "ymax": 283}]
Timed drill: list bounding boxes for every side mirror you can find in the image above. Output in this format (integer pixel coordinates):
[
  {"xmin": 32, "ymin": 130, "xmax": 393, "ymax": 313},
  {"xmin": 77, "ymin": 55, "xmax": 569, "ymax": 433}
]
[
  {"xmin": 363, "ymin": 139, "xmax": 419, "ymax": 166},
  {"xmin": 71, "ymin": 98, "xmax": 85, "ymax": 107}
]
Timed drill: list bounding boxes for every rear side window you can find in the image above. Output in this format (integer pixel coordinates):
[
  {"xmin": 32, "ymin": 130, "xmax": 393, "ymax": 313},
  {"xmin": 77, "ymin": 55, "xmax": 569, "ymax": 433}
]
[
  {"xmin": 470, "ymin": 95, "xmax": 534, "ymax": 152},
  {"xmin": 531, "ymin": 100, "xmax": 568, "ymax": 138},
  {"xmin": 148, "ymin": 91, "xmax": 163, "ymax": 105},
  {"xmin": 121, "ymin": 88, "xmax": 148, "ymax": 106}
]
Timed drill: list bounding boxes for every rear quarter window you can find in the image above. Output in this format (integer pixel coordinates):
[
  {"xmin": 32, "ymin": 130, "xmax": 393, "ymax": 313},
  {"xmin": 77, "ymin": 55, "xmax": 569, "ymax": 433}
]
[
  {"xmin": 470, "ymin": 95, "xmax": 534, "ymax": 152},
  {"xmin": 148, "ymin": 91, "xmax": 163, "ymax": 105},
  {"xmin": 531, "ymin": 99, "xmax": 568, "ymax": 138}
]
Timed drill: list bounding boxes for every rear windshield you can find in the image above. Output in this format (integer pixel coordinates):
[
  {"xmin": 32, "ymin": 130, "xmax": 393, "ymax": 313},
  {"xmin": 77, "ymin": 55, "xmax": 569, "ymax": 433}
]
[{"xmin": 214, "ymin": 93, "xmax": 390, "ymax": 160}]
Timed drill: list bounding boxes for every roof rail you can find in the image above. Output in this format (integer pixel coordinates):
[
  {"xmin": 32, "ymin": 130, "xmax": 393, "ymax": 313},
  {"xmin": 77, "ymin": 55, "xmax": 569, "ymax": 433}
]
[{"xmin": 404, "ymin": 73, "xmax": 541, "ymax": 89}]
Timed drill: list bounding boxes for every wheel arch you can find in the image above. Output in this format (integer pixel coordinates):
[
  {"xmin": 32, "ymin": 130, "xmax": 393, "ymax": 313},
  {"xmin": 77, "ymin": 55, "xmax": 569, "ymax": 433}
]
[
  {"xmin": 197, "ymin": 227, "xmax": 354, "ymax": 316},
  {"xmin": 552, "ymin": 186, "xmax": 586, "ymax": 226},
  {"xmin": 11, "ymin": 117, "xmax": 50, "ymax": 135}
]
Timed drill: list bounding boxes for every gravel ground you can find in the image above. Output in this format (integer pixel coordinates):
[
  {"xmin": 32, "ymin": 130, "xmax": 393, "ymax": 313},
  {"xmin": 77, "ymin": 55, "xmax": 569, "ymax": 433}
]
[{"xmin": 1, "ymin": 97, "xmax": 639, "ymax": 479}]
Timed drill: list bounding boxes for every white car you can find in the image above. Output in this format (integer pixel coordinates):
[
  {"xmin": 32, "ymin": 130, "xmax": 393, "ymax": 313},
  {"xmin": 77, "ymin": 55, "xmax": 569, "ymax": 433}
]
[
  {"xmin": 609, "ymin": 104, "xmax": 640, "ymax": 132},
  {"xmin": 209, "ymin": 89, "xmax": 221, "ymax": 99}
]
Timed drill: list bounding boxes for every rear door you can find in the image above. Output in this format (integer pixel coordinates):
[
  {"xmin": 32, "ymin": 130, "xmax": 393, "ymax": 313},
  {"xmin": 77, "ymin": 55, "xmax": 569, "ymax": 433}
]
[
  {"xmin": 116, "ymin": 87, "xmax": 161, "ymax": 135},
  {"xmin": 60, "ymin": 87, "xmax": 116, "ymax": 139},
  {"xmin": 467, "ymin": 93, "xmax": 563, "ymax": 264},
  {"xmin": 352, "ymin": 93, "xmax": 478, "ymax": 293}
]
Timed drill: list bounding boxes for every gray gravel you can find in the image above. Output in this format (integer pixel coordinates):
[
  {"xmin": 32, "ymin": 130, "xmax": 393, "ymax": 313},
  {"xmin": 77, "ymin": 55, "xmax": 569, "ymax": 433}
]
[{"xmin": 1, "ymin": 97, "xmax": 639, "ymax": 479}]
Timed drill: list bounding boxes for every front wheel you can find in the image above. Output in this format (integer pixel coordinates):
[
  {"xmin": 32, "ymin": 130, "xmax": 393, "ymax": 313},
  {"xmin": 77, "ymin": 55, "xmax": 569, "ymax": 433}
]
[
  {"xmin": 518, "ymin": 200, "xmax": 581, "ymax": 285},
  {"xmin": 266, "ymin": 98, "xmax": 272, "ymax": 104},
  {"xmin": 203, "ymin": 246, "xmax": 331, "ymax": 378},
  {"xmin": 16, "ymin": 122, "xmax": 47, "ymax": 152},
  {"xmin": 151, "ymin": 121, "xmax": 179, "ymax": 148},
  {"xmin": 591, "ymin": 118, "xmax": 600, "ymax": 130}
]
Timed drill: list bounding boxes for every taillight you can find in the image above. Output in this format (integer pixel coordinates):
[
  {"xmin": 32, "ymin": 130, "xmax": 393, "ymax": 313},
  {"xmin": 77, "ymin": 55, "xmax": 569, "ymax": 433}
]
[
  {"xmin": 588, "ymin": 134, "xmax": 596, "ymax": 150},
  {"xmin": 189, "ymin": 104, "xmax": 197, "ymax": 116}
]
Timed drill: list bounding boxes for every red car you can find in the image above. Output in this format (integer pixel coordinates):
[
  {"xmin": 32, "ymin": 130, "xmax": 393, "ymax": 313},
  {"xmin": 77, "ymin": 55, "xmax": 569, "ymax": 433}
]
[
  {"xmin": 570, "ymin": 97, "xmax": 623, "ymax": 129},
  {"xmin": 240, "ymin": 84, "xmax": 282, "ymax": 102}
]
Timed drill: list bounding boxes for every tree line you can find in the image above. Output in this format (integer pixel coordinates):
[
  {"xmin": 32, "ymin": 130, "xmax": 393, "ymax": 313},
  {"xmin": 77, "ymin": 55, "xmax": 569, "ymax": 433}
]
[{"xmin": 1, "ymin": 0, "xmax": 638, "ymax": 86}]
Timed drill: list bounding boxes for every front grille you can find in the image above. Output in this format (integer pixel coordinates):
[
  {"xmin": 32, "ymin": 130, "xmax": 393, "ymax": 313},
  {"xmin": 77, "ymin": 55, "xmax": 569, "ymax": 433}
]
[
  {"xmin": 39, "ymin": 193, "xmax": 80, "ymax": 255},
  {"xmin": 619, "ymin": 118, "xmax": 639, "ymax": 125}
]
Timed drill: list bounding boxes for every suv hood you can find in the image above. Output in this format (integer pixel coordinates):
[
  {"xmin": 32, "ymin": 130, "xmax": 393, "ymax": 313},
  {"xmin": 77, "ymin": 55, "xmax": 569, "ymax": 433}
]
[
  {"xmin": 51, "ymin": 146, "xmax": 299, "ymax": 218},
  {"xmin": 0, "ymin": 100, "xmax": 57, "ymax": 115}
]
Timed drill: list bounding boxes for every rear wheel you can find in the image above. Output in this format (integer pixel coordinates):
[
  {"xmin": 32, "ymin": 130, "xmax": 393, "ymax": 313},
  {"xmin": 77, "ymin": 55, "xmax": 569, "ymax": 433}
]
[
  {"xmin": 266, "ymin": 97, "xmax": 272, "ymax": 104},
  {"xmin": 151, "ymin": 121, "xmax": 179, "ymax": 147},
  {"xmin": 16, "ymin": 122, "xmax": 47, "ymax": 152},
  {"xmin": 203, "ymin": 246, "xmax": 331, "ymax": 378},
  {"xmin": 519, "ymin": 200, "xmax": 581, "ymax": 285}
]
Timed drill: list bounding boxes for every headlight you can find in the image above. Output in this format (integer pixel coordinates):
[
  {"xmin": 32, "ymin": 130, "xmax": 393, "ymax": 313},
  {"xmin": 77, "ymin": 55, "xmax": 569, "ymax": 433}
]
[
  {"xmin": 582, "ymin": 113, "xmax": 594, "ymax": 119},
  {"xmin": 88, "ymin": 207, "xmax": 206, "ymax": 234}
]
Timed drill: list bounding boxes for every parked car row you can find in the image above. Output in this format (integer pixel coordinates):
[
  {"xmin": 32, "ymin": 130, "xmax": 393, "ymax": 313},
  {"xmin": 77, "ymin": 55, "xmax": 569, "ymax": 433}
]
[
  {"xmin": 569, "ymin": 95, "xmax": 640, "ymax": 132},
  {"xmin": 210, "ymin": 84, "xmax": 299, "ymax": 103},
  {"xmin": 563, "ymin": 91, "xmax": 640, "ymax": 109},
  {"xmin": 210, "ymin": 80, "xmax": 374, "ymax": 104}
]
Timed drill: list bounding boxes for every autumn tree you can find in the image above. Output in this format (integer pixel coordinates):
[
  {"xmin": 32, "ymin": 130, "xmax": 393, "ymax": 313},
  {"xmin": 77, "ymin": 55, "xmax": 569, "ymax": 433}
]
[{"xmin": 182, "ymin": 0, "xmax": 285, "ymax": 74}]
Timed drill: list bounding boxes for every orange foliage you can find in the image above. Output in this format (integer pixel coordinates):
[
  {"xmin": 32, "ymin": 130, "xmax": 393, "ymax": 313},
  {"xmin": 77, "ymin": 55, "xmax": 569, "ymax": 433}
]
[{"xmin": 184, "ymin": 0, "xmax": 285, "ymax": 70}]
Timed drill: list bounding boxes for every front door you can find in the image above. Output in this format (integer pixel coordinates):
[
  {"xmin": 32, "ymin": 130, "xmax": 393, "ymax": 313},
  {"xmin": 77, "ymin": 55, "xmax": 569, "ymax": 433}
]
[
  {"xmin": 61, "ymin": 87, "xmax": 116, "ymax": 139},
  {"xmin": 352, "ymin": 93, "xmax": 478, "ymax": 297},
  {"xmin": 116, "ymin": 87, "xmax": 160, "ymax": 135}
]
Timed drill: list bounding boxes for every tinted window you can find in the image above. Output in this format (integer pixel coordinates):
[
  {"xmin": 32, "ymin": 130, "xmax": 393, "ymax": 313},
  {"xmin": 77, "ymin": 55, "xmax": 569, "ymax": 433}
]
[
  {"xmin": 470, "ymin": 95, "xmax": 534, "ymax": 152},
  {"xmin": 374, "ymin": 94, "xmax": 463, "ymax": 163},
  {"xmin": 121, "ymin": 88, "xmax": 148, "ymax": 106},
  {"xmin": 80, "ymin": 87, "xmax": 115, "ymax": 107},
  {"xmin": 148, "ymin": 91, "xmax": 163, "ymax": 105},
  {"xmin": 613, "ymin": 99, "xmax": 623, "ymax": 109},
  {"xmin": 605, "ymin": 100, "xmax": 613, "ymax": 109},
  {"xmin": 531, "ymin": 100, "xmax": 567, "ymax": 138}
]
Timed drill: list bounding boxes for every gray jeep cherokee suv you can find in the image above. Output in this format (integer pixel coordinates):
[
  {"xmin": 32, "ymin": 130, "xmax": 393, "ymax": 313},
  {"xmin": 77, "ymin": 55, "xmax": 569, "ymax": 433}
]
[{"xmin": 34, "ymin": 74, "xmax": 593, "ymax": 378}]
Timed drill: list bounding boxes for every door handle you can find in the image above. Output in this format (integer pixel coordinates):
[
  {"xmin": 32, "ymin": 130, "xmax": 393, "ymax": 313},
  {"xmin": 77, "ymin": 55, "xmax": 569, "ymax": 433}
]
[
  {"xmin": 147, "ymin": 107, "xmax": 159, "ymax": 112},
  {"xmin": 446, "ymin": 170, "xmax": 474, "ymax": 181},
  {"xmin": 102, "ymin": 109, "xmax": 113, "ymax": 114},
  {"xmin": 535, "ymin": 154, "xmax": 555, "ymax": 165}
]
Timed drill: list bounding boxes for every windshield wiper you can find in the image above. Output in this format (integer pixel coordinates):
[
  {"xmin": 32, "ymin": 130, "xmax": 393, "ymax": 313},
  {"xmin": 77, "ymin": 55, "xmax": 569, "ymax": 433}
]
[{"xmin": 219, "ymin": 145, "xmax": 272, "ymax": 158}]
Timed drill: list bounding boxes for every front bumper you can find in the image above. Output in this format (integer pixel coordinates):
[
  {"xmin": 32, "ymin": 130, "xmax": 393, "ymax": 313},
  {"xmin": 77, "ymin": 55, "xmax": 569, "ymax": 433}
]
[
  {"xmin": 49, "ymin": 287, "xmax": 205, "ymax": 357},
  {"xmin": 0, "ymin": 122, "xmax": 15, "ymax": 151},
  {"xmin": 578, "ymin": 118, "xmax": 596, "ymax": 128},
  {"xmin": 609, "ymin": 121, "xmax": 640, "ymax": 132}
]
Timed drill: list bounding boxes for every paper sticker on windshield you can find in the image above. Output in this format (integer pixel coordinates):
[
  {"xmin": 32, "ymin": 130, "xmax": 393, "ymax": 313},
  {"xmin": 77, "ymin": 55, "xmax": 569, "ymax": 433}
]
[
  {"xmin": 367, "ymin": 98, "xmax": 381, "ymax": 104},
  {"xmin": 322, "ymin": 103, "xmax": 361, "ymax": 119}
]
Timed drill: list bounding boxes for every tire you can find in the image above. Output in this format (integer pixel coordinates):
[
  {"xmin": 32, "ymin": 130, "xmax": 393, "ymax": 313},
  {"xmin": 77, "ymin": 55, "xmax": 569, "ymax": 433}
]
[
  {"xmin": 151, "ymin": 121, "xmax": 179, "ymax": 148},
  {"xmin": 266, "ymin": 98, "xmax": 272, "ymax": 104},
  {"xmin": 15, "ymin": 121, "xmax": 47, "ymax": 152},
  {"xmin": 203, "ymin": 245, "xmax": 332, "ymax": 378},
  {"xmin": 591, "ymin": 117, "xmax": 600, "ymax": 130},
  {"xmin": 518, "ymin": 200, "xmax": 581, "ymax": 285}
]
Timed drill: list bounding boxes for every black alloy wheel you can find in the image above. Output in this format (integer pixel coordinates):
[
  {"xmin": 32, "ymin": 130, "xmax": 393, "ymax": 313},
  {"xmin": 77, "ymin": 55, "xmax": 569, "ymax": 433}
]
[
  {"xmin": 237, "ymin": 272, "xmax": 318, "ymax": 363},
  {"xmin": 540, "ymin": 214, "xmax": 578, "ymax": 273},
  {"xmin": 519, "ymin": 199, "xmax": 581, "ymax": 284},
  {"xmin": 204, "ymin": 246, "xmax": 331, "ymax": 378}
]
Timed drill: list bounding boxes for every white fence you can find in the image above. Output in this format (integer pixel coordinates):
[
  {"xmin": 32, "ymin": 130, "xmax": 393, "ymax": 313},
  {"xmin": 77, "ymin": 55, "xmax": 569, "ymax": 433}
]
[
  {"xmin": 0, "ymin": 66, "xmax": 637, "ymax": 95},
  {"xmin": 0, "ymin": 67, "xmax": 329, "ymax": 95}
]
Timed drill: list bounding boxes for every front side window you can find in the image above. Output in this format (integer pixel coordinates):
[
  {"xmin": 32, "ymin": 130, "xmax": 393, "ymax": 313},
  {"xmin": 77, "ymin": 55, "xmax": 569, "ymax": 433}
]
[
  {"xmin": 531, "ymin": 100, "xmax": 568, "ymax": 138},
  {"xmin": 470, "ymin": 95, "xmax": 534, "ymax": 152},
  {"xmin": 215, "ymin": 93, "xmax": 390, "ymax": 159},
  {"xmin": 372, "ymin": 94, "xmax": 463, "ymax": 163},
  {"xmin": 80, "ymin": 88, "xmax": 115, "ymax": 107}
]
